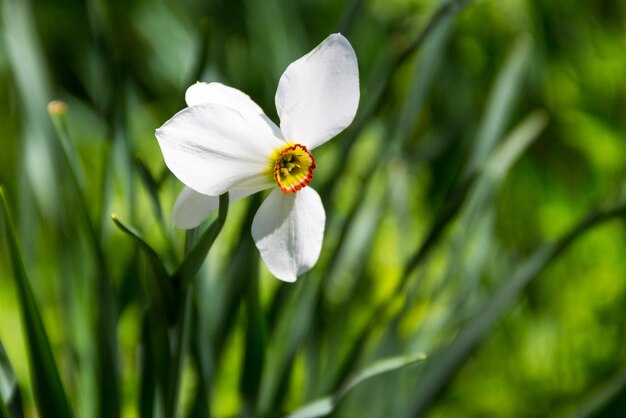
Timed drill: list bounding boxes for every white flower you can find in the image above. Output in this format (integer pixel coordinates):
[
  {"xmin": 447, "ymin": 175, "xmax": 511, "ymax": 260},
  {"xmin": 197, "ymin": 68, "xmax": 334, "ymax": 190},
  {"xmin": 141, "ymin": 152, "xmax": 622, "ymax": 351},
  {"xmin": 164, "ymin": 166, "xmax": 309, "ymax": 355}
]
[{"xmin": 155, "ymin": 33, "xmax": 359, "ymax": 282}]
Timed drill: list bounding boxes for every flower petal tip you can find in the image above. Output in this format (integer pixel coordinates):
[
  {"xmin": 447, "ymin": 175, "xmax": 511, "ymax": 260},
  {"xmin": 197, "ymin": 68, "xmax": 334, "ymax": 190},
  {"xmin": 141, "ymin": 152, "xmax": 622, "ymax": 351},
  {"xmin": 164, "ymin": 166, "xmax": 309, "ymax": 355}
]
[
  {"xmin": 252, "ymin": 188, "xmax": 325, "ymax": 283},
  {"xmin": 274, "ymin": 272, "xmax": 298, "ymax": 283}
]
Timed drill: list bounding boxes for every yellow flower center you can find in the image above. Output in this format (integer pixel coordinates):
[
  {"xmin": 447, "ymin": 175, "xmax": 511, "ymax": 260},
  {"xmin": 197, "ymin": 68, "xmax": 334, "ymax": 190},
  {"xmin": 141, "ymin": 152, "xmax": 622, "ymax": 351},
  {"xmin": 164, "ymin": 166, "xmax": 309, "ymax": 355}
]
[{"xmin": 271, "ymin": 144, "xmax": 316, "ymax": 193}]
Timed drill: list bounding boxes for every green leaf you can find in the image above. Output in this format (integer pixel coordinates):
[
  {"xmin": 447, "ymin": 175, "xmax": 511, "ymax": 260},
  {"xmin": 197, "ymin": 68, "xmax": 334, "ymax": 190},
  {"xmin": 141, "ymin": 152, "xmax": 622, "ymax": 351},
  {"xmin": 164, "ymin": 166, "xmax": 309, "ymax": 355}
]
[
  {"xmin": 134, "ymin": 157, "xmax": 164, "ymax": 222},
  {"xmin": 259, "ymin": 279, "xmax": 317, "ymax": 416},
  {"xmin": 138, "ymin": 297, "xmax": 171, "ymax": 418},
  {"xmin": 286, "ymin": 352, "xmax": 427, "ymax": 418},
  {"xmin": 164, "ymin": 289, "xmax": 193, "ymax": 418},
  {"xmin": 173, "ymin": 193, "xmax": 229, "ymax": 289},
  {"xmin": 0, "ymin": 395, "xmax": 10, "ymax": 418},
  {"xmin": 112, "ymin": 214, "xmax": 175, "ymax": 411},
  {"xmin": 464, "ymin": 36, "xmax": 532, "ymax": 178},
  {"xmin": 138, "ymin": 318, "xmax": 157, "ymax": 418},
  {"xmin": 567, "ymin": 365, "xmax": 626, "ymax": 418},
  {"xmin": 239, "ymin": 250, "xmax": 265, "ymax": 412},
  {"xmin": 165, "ymin": 192, "xmax": 228, "ymax": 418},
  {"xmin": 0, "ymin": 341, "xmax": 22, "ymax": 418},
  {"xmin": 460, "ymin": 110, "xmax": 549, "ymax": 232},
  {"xmin": 321, "ymin": 0, "xmax": 476, "ymax": 203},
  {"xmin": 0, "ymin": 187, "xmax": 73, "ymax": 418},
  {"xmin": 187, "ymin": 302, "xmax": 213, "ymax": 418},
  {"xmin": 48, "ymin": 105, "xmax": 85, "ymax": 191},
  {"xmin": 111, "ymin": 215, "xmax": 172, "ymax": 294},
  {"xmin": 111, "ymin": 215, "xmax": 178, "ymax": 308},
  {"xmin": 408, "ymin": 204, "xmax": 626, "ymax": 416},
  {"xmin": 213, "ymin": 198, "xmax": 260, "ymax": 358},
  {"xmin": 483, "ymin": 110, "xmax": 549, "ymax": 182},
  {"xmin": 134, "ymin": 157, "xmax": 178, "ymax": 264}
]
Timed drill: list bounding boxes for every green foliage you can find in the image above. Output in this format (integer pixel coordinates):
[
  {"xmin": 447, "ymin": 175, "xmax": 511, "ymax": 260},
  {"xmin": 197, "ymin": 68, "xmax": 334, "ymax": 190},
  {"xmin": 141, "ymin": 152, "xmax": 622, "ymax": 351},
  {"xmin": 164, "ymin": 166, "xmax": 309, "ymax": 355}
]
[
  {"xmin": 0, "ymin": 0, "xmax": 625, "ymax": 417},
  {"xmin": 0, "ymin": 341, "xmax": 24, "ymax": 418},
  {"xmin": 0, "ymin": 188, "xmax": 72, "ymax": 418}
]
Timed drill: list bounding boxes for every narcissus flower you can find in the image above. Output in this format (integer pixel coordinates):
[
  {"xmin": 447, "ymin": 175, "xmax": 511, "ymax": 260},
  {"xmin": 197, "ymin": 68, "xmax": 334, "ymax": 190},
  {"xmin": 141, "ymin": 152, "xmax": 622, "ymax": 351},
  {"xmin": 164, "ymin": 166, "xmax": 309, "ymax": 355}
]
[{"xmin": 155, "ymin": 33, "xmax": 359, "ymax": 282}]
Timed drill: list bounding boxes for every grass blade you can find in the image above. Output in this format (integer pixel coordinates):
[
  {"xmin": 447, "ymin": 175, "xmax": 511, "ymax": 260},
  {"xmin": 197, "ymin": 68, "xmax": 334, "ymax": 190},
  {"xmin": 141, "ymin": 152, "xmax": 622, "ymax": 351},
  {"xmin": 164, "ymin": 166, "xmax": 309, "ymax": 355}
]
[
  {"xmin": 173, "ymin": 193, "xmax": 229, "ymax": 289},
  {"xmin": 239, "ymin": 250, "xmax": 265, "ymax": 416},
  {"xmin": 165, "ymin": 289, "xmax": 193, "ymax": 418},
  {"xmin": 456, "ymin": 110, "xmax": 549, "ymax": 245},
  {"xmin": 212, "ymin": 199, "xmax": 260, "ymax": 358},
  {"xmin": 286, "ymin": 352, "xmax": 427, "ymax": 418},
  {"xmin": 408, "ymin": 204, "xmax": 626, "ymax": 416},
  {"xmin": 0, "ymin": 187, "xmax": 73, "ymax": 418},
  {"xmin": 138, "ymin": 317, "xmax": 157, "ymax": 418},
  {"xmin": 567, "ymin": 365, "xmax": 626, "ymax": 418},
  {"xmin": 463, "ymin": 36, "xmax": 532, "ymax": 178},
  {"xmin": 111, "ymin": 215, "xmax": 174, "ymax": 312},
  {"xmin": 187, "ymin": 302, "xmax": 213, "ymax": 418},
  {"xmin": 0, "ymin": 395, "xmax": 10, "ymax": 418},
  {"xmin": 483, "ymin": 110, "xmax": 549, "ymax": 182},
  {"xmin": 138, "ymin": 290, "xmax": 172, "ymax": 418},
  {"xmin": 111, "ymin": 214, "xmax": 174, "ymax": 416},
  {"xmin": 134, "ymin": 158, "xmax": 165, "ymax": 219},
  {"xmin": 111, "ymin": 215, "xmax": 170, "ymax": 280},
  {"xmin": 321, "ymin": 0, "xmax": 477, "ymax": 203},
  {"xmin": 0, "ymin": 342, "xmax": 23, "ymax": 418},
  {"xmin": 47, "ymin": 81, "xmax": 121, "ymax": 418},
  {"xmin": 166, "ymin": 192, "xmax": 228, "ymax": 418}
]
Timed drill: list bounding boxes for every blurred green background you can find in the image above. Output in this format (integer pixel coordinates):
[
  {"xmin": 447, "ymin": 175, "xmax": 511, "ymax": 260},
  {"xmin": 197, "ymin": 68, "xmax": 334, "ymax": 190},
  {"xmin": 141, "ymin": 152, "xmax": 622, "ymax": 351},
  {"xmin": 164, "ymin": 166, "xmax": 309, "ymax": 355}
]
[{"xmin": 1, "ymin": 0, "xmax": 626, "ymax": 417}]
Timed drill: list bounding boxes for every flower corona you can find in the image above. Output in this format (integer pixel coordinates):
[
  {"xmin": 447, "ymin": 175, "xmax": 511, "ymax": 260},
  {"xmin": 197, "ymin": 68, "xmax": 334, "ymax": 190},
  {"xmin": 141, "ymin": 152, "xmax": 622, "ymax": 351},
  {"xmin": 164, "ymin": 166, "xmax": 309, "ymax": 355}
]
[{"xmin": 272, "ymin": 144, "xmax": 316, "ymax": 193}]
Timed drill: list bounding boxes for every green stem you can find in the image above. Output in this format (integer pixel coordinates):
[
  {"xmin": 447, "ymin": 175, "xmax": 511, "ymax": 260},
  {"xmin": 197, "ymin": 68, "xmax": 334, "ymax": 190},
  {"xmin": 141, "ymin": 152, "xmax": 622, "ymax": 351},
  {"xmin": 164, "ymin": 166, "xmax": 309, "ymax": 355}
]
[
  {"xmin": 165, "ymin": 289, "xmax": 194, "ymax": 418},
  {"xmin": 239, "ymin": 251, "xmax": 264, "ymax": 418},
  {"xmin": 0, "ymin": 396, "xmax": 10, "ymax": 418},
  {"xmin": 174, "ymin": 193, "xmax": 230, "ymax": 289},
  {"xmin": 49, "ymin": 104, "xmax": 120, "ymax": 418},
  {"xmin": 166, "ymin": 193, "xmax": 229, "ymax": 418}
]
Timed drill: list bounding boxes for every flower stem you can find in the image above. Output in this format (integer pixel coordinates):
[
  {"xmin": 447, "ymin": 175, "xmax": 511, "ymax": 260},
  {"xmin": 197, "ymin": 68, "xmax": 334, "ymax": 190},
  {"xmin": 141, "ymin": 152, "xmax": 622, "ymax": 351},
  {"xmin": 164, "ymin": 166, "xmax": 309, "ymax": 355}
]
[
  {"xmin": 165, "ymin": 193, "xmax": 229, "ymax": 418},
  {"xmin": 165, "ymin": 287, "xmax": 194, "ymax": 418},
  {"xmin": 164, "ymin": 227, "xmax": 198, "ymax": 418}
]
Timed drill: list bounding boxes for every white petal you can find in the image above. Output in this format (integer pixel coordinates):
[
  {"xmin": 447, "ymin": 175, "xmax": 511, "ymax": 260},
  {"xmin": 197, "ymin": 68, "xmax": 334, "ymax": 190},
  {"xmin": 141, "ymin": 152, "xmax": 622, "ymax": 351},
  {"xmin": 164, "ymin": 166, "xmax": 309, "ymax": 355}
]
[
  {"xmin": 172, "ymin": 187, "xmax": 216, "ymax": 230},
  {"xmin": 185, "ymin": 82, "xmax": 264, "ymax": 115},
  {"xmin": 172, "ymin": 177, "xmax": 274, "ymax": 229},
  {"xmin": 155, "ymin": 103, "xmax": 284, "ymax": 196},
  {"xmin": 251, "ymin": 187, "xmax": 325, "ymax": 282},
  {"xmin": 275, "ymin": 33, "xmax": 360, "ymax": 150}
]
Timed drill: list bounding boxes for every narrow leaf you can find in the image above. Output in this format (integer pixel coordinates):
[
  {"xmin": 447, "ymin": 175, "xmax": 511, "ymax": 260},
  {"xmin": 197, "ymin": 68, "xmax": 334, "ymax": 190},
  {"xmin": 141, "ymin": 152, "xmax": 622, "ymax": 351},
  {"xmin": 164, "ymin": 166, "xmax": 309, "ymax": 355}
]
[
  {"xmin": 464, "ymin": 36, "xmax": 532, "ymax": 178},
  {"xmin": 0, "ymin": 341, "xmax": 22, "ymax": 418},
  {"xmin": 165, "ymin": 190, "xmax": 227, "ymax": 418},
  {"xmin": 138, "ymin": 318, "xmax": 157, "ymax": 418},
  {"xmin": 164, "ymin": 289, "xmax": 193, "ymax": 418},
  {"xmin": 138, "ymin": 296, "xmax": 171, "ymax": 417},
  {"xmin": 460, "ymin": 110, "xmax": 549, "ymax": 228},
  {"xmin": 213, "ymin": 198, "xmax": 260, "ymax": 358},
  {"xmin": 483, "ymin": 110, "xmax": 548, "ymax": 181},
  {"xmin": 173, "ymin": 193, "xmax": 229, "ymax": 289},
  {"xmin": 111, "ymin": 215, "xmax": 170, "ymax": 282},
  {"xmin": 239, "ymin": 250, "xmax": 265, "ymax": 411},
  {"xmin": 134, "ymin": 158, "xmax": 178, "ymax": 264},
  {"xmin": 567, "ymin": 364, "xmax": 626, "ymax": 418},
  {"xmin": 0, "ymin": 395, "xmax": 10, "ymax": 418},
  {"xmin": 286, "ymin": 353, "xmax": 427, "ymax": 418},
  {"xmin": 0, "ymin": 187, "xmax": 73, "ymax": 418},
  {"xmin": 408, "ymin": 204, "xmax": 626, "ymax": 415},
  {"xmin": 134, "ymin": 158, "xmax": 164, "ymax": 222},
  {"xmin": 111, "ymin": 214, "xmax": 176, "ymax": 314},
  {"xmin": 321, "ymin": 0, "xmax": 476, "ymax": 202},
  {"xmin": 48, "ymin": 103, "xmax": 85, "ymax": 190}
]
